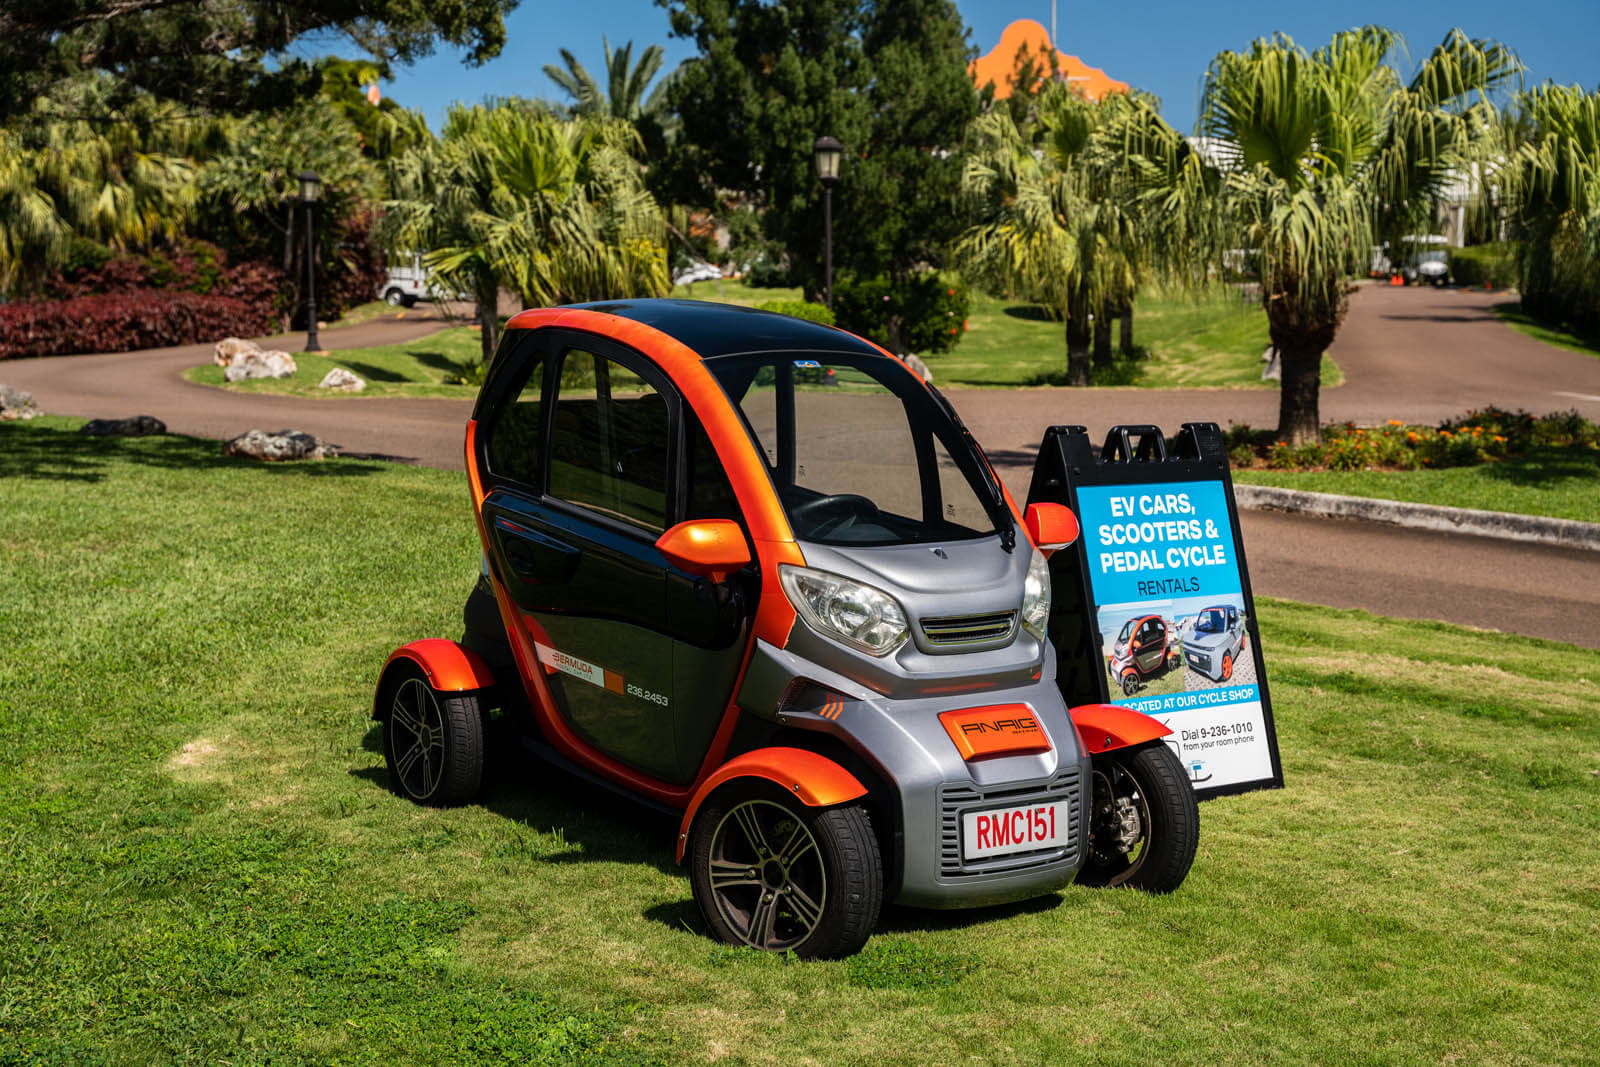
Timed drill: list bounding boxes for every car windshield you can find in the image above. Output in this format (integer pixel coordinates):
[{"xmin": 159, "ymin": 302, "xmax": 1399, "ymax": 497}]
[
  {"xmin": 1195, "ymin": 609, "xmax": 1225, "ymax": 634},
  {"xmin": 1118, "ymin": 619, "xmax": 1134, "ymax": 641},
  {"xmin": 705, "ymin": 352, "xmax": 1002, "ymax": 546}
]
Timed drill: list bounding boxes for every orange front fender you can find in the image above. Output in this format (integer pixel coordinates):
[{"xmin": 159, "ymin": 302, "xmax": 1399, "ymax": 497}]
[
  {"xmin": 373, "ymin": 639, "xmax": 496, "ymax": 719},
  {"xmin": 1070, "ymin": 703, "xmax": 1172, "ymax": 755},
  {"xmin": 675, "ymin": 747, "xmax": 867, "ymax": 862}
]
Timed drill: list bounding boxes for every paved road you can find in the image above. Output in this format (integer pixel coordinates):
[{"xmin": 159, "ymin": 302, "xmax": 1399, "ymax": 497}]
[{"xmin": 5, "ymin": 285, "xmax": 1598, "ymax": 648}]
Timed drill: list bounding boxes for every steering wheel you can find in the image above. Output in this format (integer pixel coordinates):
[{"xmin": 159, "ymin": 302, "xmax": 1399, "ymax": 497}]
[{"xmin": 788, "ymin": 493, "xmax": 878, "ymax": 534}]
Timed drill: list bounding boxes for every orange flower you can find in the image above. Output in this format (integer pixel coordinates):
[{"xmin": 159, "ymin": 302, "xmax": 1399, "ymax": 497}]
[
  {"xmin": 1439, "ymin": 430, "xmax": 1452, "ymax": 438},
  {"xmin": 1493, "ymin": 434, "xmax": 1505, "ymax": 443},
  {"xmin": 1388, "ymin": 419, "xmax": 1404, "ymax": 426},
  {"xmin": 1406, "ymin": 431, "xmax": 1419, "ymax": 442}
]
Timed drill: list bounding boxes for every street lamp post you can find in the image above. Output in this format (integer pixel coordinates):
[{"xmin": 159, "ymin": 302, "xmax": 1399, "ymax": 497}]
[
  {"xmin": 298, "ymin": 170, "xmax": 323, "ymax": 352},
  {"xmin": 812, "ymin": 135, "xmax": 842, "ymax": 310}
]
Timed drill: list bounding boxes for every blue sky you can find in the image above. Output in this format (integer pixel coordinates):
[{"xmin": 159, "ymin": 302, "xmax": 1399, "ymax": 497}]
[{"xmin": 375, "ymin": 0, "xmax": 1597, "ymax": 135}]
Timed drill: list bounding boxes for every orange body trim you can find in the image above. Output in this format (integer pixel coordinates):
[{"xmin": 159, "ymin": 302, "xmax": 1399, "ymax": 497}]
[
  {"xmin": 1024, "ymin": 501, "xmax": 1080, "ymax": 554},
  {"xmin": 1069, "ymin": 703, "xmax": 1173, "ymax": 755},
  {"xmin": 464, "ymin": 419, "xmax": 487, "ymax": 505},
  {"xmin": 939, "ymin": 704, "xmax": 1053, "ymax": 761},
  {"xmin": 674, "ymin": 747, "xmax": 868, "ymax": 862},
  {"xmin": 374, "ymin": 639, "xmax": 496, "ymax": 718}
]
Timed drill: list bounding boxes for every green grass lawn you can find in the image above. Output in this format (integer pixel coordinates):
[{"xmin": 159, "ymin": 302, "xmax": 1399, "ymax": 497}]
[
  {"xmin": 4, "ymin": 417, "xmax": 1596, "ymax": 1063},
  {"xmin": 1492, "ymin": 301, "xmax": 1600, "ymax": 359},
  {"xmin": 654, "ymin": 281, "xmax": 1343, "ymax": 391},
  {"xmin": 1233, "ymin": 447, "xmax": 1600, "ymax": 524},
  {"xmin": 185, "ymin": 327, "xmax": 486, "ymax": 399},
  {"xmin": 191, "ymin": 282, "xmax": 1341, "ymax": 398}
]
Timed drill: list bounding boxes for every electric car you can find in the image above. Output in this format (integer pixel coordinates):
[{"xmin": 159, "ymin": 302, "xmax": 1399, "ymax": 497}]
[
  {"xmin": 1183, "ymin": 604, "xmax": 1247, "ymax": 683},
  {"xmin": 373, "ymin": 300, "xmax": 1198, "ymax": 957},
  {"xmin": 1108, "ymin": 614, "xmax": 1181, "ymax": 695}
]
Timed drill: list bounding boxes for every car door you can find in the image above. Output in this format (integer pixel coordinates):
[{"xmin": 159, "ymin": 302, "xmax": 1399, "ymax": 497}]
[
  {"xmin": 1135, "ymin": 618, "xmax": 1165, "ymax": 674},
  {"xmin": 475, "ymin": 329, "xmax": 751, "ymax": 785}
]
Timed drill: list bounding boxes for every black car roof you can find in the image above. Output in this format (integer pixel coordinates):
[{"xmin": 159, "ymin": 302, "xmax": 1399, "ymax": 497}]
[{"xmin": 570, "ymin": 298, "xmax": 882, "ymax": 359}]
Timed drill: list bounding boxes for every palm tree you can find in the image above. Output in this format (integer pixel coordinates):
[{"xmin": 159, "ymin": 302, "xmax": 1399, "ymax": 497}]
[
  {"xmin": 543, "ymin": 38, "xmax": 672, "ymax": 124},
  {"xmin": 1500, "ymin": 84, "xmax": 1600, "ymax": 338},
  {"xmin": 957, "ymin": 83, "xmax": 1172, "ymax": 385},
  {"xmin": 383, "ymin": 103, "xmax": 670, "ymax": 364},
  {"xmin": 1192, "ymin": 28, "xmax": 1518, "ymax": 443}
]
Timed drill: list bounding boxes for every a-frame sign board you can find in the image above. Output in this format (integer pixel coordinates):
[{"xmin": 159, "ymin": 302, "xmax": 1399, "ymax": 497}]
[{"xmin": 1027, "ymin": 422, "xmax": 1284, "ymax": 799}]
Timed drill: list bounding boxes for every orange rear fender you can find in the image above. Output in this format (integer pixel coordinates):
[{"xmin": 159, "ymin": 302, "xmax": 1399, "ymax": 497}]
[
  {"xmin": 675, "ymin": 747, "xmax": 868, "ymax": 862},
  {"xmin": 373, "ymin": 639, "xmax": 496, "ymax": 719},
  {"xmin": 1070, "ymin": 703, "xmax": 1172, "ymax": 755}
]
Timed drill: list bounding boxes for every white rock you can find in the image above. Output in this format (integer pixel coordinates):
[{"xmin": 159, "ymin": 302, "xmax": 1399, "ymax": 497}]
[
  {"xmin": 901, "ymin": 352, "xmax": 933, "ymax": 383},
  {"xmin": 318, "ymin": 367, "xmax": 366, "ymax": 392},
  {"xmin": 224, "ymin": 349, "xmax": 298, "ymax": 381},
  {"xmin": 213, "ymin": 337, "xmax": 260, "ymax": 367},
  {"xmin": 0, "ymin": 384, "xmax": 41, "ymax": 420},
  {"xmin": 223, "ymin": 429, "xmax": 336, "ymax": 461}
]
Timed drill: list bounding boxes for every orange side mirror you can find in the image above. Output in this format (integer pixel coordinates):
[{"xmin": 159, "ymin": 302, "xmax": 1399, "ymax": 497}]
[
  {"xmin": 1024, "ymin": 502, "xmax": 1080, "ymax": 556},
  {"xmin": 655, "ymin": 519, "xmax": 751, "ymax": 583}
]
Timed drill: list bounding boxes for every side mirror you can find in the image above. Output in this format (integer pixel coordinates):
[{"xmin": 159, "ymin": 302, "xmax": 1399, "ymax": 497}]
[
  {"xmin": 655, "ymin": 519, "xmax": 751, "ymax": 583},
  {"xmin": 1023, "ymin": 502, "xmax": 1080, "ymax": 556}
]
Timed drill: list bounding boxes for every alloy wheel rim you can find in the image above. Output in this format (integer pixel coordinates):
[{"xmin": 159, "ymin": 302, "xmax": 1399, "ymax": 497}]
[
  {"xmin": 707, "ymin": 799, "xmax": 827, "ymax": 951},
  {"xmin": 390, "ymin": 677, "xmax": 445, "ymax": 799}
]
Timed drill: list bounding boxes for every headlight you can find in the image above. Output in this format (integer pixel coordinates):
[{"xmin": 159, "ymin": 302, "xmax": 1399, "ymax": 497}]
[
  {"xmin": 779, "ymin": 565, "xmax": 909, "ymax": 657},
  {"xmin": 1020, "ymin": 549, "xmax": 1050, "ymax": 640}
]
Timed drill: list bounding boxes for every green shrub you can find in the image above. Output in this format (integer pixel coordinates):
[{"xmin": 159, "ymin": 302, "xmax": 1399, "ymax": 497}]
[
  {"xmin": 755, "ymin": 300, "xmax": 835, "ymax": 326},
  {"xmin": 834, "ymin": 272, "xmax": 970, "ymax": 354},
  {"xmin": 1450, "ymin": 242, "xmax": 1518, "ymax": 288}
]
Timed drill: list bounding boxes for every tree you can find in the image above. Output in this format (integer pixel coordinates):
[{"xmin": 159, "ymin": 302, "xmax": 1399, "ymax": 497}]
[
  {"xmin": 958, "ymin": 84, "xmax": 1182, "ymax": 384},
  {"xmin": 383, "ymin": 103, "xmax": 670, "ymax": 363},
  {"xmin": 544, "ymin": 38, "xmax": 672, "ymax": 123},
  {"xmin": 0, "ymin": 78, "xmax": 202, "ymax": 297},
  {"xmin": 1501, "ymin": 85, "xmax": 1600, "ymax": 339},
  {"xmin": 662, "ymin": 0, "xmax": 975, "ymax": 300},
  {"xmin": 0, "ymin": 0, "xmax": 518, "ymax": 121},
  {"xmin": 1192, "ymin": 28, "xmax": 1518, "ymax": 443},
  {"xmin": 197, "ymin": 97, "xmax": 376, "ymax": 329}
]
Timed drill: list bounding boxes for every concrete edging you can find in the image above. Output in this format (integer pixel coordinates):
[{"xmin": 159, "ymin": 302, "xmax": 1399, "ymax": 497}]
[{"xmin": 1233, "ymin": 484, "xmax": 1600, "ymax": 554}]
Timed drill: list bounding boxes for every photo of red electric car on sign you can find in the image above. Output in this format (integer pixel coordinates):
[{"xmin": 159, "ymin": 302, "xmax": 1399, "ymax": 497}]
[
  {"xmin": 1107, "ymin": 613, "xmax": 1182, "ymax": 696},
  {"xmin": 373, "ymin": 300, "xmax": 1198, "ymax": 958}
]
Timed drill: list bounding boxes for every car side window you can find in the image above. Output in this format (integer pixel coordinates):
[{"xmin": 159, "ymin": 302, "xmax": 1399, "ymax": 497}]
[
  {"xmin": 548, "ymin": 348, "xmax": 670, "ymax": 533},
  {"xmin": 485, "ymin": 352, "xmax": 546, "ymax": 488}
]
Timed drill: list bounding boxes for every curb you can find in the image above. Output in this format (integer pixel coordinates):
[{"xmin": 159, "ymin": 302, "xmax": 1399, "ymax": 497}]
[{"xmin": 1232, "ymin": 484, "xmax": 1600, "ymax": 554}]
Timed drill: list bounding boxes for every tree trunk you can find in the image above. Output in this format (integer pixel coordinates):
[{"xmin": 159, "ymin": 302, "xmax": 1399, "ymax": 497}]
[
  {"xmin": 1092, "ymin": 314, "xmax": 1112, "ymax": 366},
  {"xmin": 477, "ymin": 282, "xmax": 500, "ymax": 365},
  {"xmin": 1275, "ymin": 344, "xmax": 1323, "ymax": 444},
  {"xmin": 1066, "ymin": 318, "xmax": 1091, "ymax": 387},
  {"xmin": 1120, "ymin": 305, "xmax": 1134, "ymax": 353}
]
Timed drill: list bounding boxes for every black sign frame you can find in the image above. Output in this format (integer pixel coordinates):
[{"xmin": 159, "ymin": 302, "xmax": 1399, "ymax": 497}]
[{"xmin": 1026, "ymin": 422, "xmax": 1284, "ymax": 799}]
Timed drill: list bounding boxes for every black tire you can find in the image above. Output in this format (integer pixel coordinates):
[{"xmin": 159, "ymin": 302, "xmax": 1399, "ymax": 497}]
[
  {"xmin": 689, "ymin": 783, "xmax": 882, "ymax": 958},
  {"xmin": 1078, "ymin": 742, "xmax": 1198, "ymax": 893},
  {"xmin": 384, "ymin": 287, "xmax": 406, "ymax": 306},
  {"xmin": 1120, "ymin": 671, "xmax": 1139, "ymax": 696},
  {"xmin": 381, "ymin": 665, "xmax": 484, "ymax": 805}
]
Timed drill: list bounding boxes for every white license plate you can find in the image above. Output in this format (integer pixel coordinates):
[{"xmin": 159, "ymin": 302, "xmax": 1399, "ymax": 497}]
[{"xmin": 962, "ymin": 799, "xmax": 1070, "ymax": 860}]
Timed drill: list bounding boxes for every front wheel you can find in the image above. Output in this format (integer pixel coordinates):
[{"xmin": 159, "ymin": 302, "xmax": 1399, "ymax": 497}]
[
  {"xmin": 1078, "ymin": 742, "xmax": 1198, "ymax": 893},
  {"xmin": 383, "ymin": 287, "xmax": 406, "ymax": 306},
  {"xmin": 688, "ymin": 784, "xmax": 882, "ymax": 958}
]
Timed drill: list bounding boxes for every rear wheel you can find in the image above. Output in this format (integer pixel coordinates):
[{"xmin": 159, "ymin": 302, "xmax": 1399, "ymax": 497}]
[
  {"xmin": 384, "ymin": 287, "xmax": 406, "ymax": 306},
  {"xmin": 1078, "ymin": 743, "xmax": 1198, "ymax": 893},
  {"xmin": 1221, "ymin": 653, "xmax": 1234, "ymax": 681},
  {"xmin": 689, "ymin": 784, "xmax": 881, "ymax": 958},
  {"xmin": 382, "ymin": 666, "xmax": 484, "ymax": 805},
  {"xmin": 1120, "ymin": 671, "xmax": 1139, "ymax": 696}
]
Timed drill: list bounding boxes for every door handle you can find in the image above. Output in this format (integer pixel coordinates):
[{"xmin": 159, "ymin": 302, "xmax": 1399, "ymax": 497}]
[{"xmin": 493, "ymin": 516, "xmax": 581, "ymax": 582}]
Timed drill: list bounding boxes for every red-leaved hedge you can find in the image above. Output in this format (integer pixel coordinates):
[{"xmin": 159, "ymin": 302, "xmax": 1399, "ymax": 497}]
[{"xmin": 0, "ymin": 291, "xmax": 272, "ymax": 360}]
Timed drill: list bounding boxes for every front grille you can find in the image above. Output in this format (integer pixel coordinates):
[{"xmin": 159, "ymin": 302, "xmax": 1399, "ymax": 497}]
[
  {"xmin": 920, "ymin": 610, "xmax": 1016, "ymax": 647},
  {"xmin": 937, "ymin": 768, "xmax": 1082, "ymax": 879}
]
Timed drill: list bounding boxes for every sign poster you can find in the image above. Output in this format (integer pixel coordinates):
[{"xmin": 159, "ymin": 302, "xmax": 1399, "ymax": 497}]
[{"xmin": 1075, "ymin": 479, "xmax": 1274, "ymax": 792}]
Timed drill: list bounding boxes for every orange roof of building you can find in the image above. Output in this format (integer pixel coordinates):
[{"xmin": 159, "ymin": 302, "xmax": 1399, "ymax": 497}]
[{"xmin": 969, "ymin": 18, "xmax": 1128, "ymax": 102}]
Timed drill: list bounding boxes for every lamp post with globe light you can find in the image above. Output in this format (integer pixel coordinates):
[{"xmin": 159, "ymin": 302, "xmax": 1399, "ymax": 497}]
[
  {"xmin": 298, "ymin": 170, "xmax": 322, "ymax": 352},
  {"xmin": 812, "ymin": 136, "xmax": 842, "ymax": 310}
]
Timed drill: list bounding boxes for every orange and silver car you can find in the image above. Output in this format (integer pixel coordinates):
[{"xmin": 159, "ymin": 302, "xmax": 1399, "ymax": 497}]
[{"xmin": 373, "ymin": 300, "xmax": 1198, "ymax": 957}]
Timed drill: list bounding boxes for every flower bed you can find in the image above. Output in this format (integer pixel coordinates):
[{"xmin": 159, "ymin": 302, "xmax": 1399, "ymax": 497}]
[{"xmin": 1227, "ymin": 408, "xmax": 1600, "ymax": 472}]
